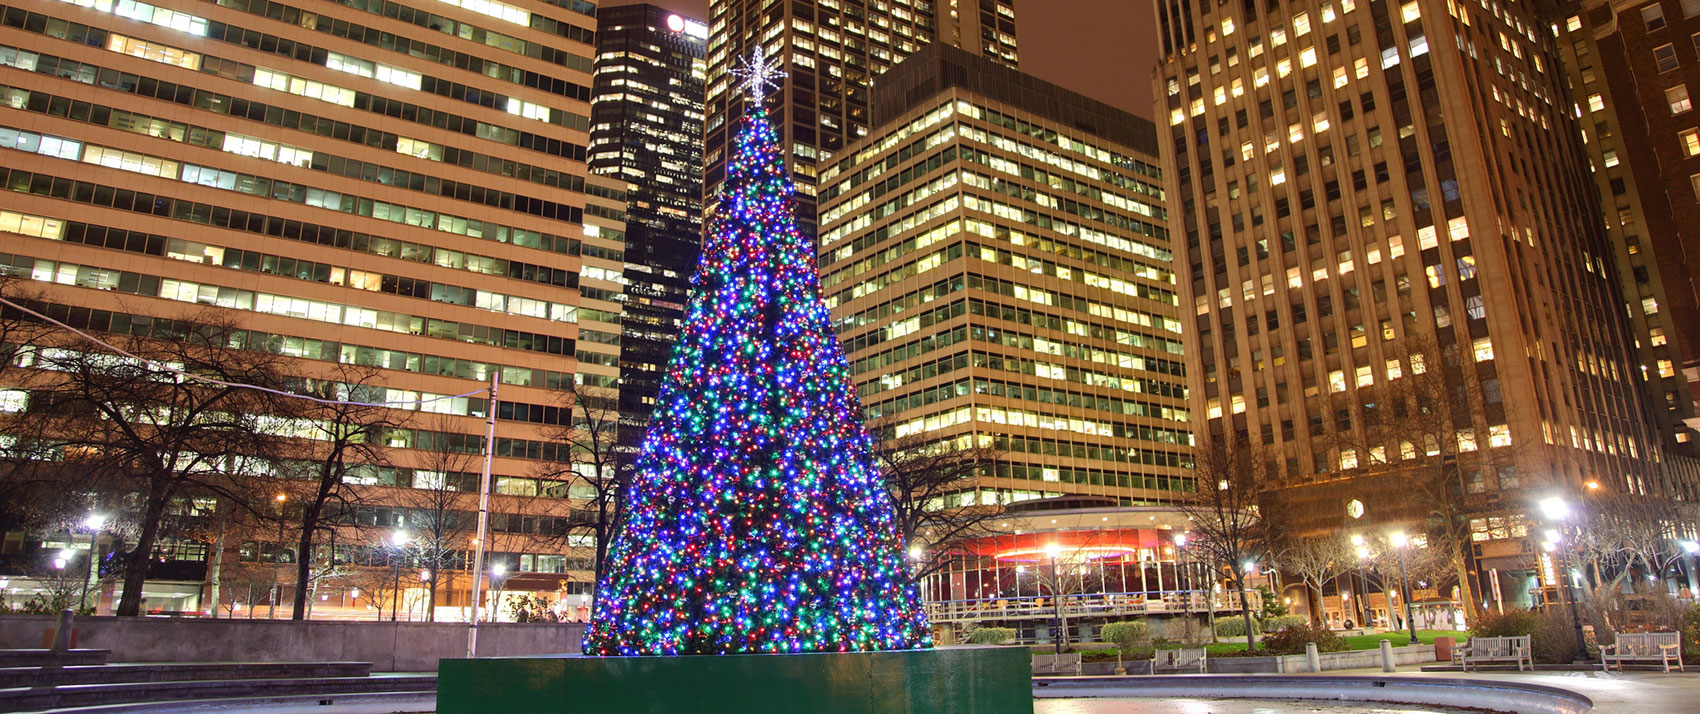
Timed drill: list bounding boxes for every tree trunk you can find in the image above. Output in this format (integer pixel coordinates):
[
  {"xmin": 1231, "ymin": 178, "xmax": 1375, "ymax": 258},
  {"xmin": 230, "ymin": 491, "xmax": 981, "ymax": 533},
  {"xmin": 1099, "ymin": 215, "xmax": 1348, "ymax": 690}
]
[
  {"xmin": 115, "ymin": 491, "xmax": 170, "ymax": 617},
  {"xmin": 206, "ymin": 508, "xmax": 226, "ymax": 617},
  {"xmin": 1236, "ymin": 574, "xmax": 1257, "ymax": 651},
  {"xmin": 1452, "ymin": 549, "xmax": 1478, "ymax": 626},
  {"xmin": 291, "ymin": 500, "xmax": 324, "ymax": 620}
]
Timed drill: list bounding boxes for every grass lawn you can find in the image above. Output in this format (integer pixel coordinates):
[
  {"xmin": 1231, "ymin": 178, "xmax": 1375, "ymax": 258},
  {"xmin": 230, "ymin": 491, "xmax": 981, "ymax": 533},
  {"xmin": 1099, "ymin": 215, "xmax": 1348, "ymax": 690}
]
[
  {"xmin": 1341, "ymin": 630, "xmax": 1468, "ymax": 650},
  {"xmin": 1150, "ymin": 629, "xmax": 1467, "ymax": 656}
]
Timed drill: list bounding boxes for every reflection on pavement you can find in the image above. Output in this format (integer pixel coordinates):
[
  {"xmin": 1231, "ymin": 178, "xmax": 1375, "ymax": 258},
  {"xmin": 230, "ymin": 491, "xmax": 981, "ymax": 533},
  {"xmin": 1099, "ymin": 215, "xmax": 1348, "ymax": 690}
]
[{"xmin": 1037, "ymin": 699, "xmax": 1483, "ymax": 714}]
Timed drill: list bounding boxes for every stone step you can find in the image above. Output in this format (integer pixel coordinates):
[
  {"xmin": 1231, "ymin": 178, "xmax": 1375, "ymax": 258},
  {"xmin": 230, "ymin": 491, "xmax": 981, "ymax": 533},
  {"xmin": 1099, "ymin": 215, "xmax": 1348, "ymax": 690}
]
[
  {"xmin": 0, "ymin": 661, "xmax": 372, "ymax": 688},
  {"xmin": 0, "ymin": 652, "xmax": 109, "ymax": 668},
  {"xmin": 27, "ymin": 690, "xmax": 434, "ymax": 714},
  {"xmin": 0, "ymin": 674, "xmax": 435, "ymax": 713}
]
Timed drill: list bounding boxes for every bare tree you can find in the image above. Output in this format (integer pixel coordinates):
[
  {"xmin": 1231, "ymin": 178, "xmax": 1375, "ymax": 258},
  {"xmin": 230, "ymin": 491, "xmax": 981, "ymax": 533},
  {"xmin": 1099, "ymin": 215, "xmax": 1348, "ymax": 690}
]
[
  {"xmin": 1175, "ymin": 442, "xmax": 1271, "ymax": 651},
  {"xmin": 1280, "ymin": 534, "xmax": 1353, "ymax": 625},
  {"xmin": 279, "ymin": 363, "xmax": 407, "ymax": 620},
  {"xmin": 538, "ymin": 380, "xmax": 629, "ymax": 602},
  {"xmin": 1322, "ymin": 334, "xmax": 1504, "ymax": 622},
  {"xmin": 869, "ymin": 423, "xmax": 1004, "ymax": 582},
  {"xmin": 16, "ymin": 315, "xmax": 289, "ymax": 616},
  {"xmin": 396, "ymin": 417, "xmax": 483, "ymax": 621}
]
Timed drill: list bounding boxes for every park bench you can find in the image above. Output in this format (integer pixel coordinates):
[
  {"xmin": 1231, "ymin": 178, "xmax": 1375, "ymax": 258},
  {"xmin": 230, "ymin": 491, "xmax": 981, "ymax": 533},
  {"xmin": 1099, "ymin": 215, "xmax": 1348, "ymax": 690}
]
[
  {"xmin": 1599, "ymin": 631, "xmax": 1683, "ymax": 673},
  {"xmin": 1150, "ymin": 647, "xmax": 1207, "ymax": 674},
  {"xmin": 1031, "ymin": 653, "xmax": 1082, "ymax": 675},
  {"xmin": 1456, "ymin": 635, "xmax": 1531, "ymax": 671}
]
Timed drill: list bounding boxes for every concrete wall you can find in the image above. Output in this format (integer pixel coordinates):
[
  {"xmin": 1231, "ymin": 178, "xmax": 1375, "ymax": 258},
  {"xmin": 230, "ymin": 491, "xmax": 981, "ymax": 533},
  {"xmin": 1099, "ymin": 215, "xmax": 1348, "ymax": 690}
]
[
  {"xmin": 1203, "ymin": 644, "xmax": 1435, "ymax": 673},
  {"xmin": 0, "ymin": 615, "xmax": 585, "ymax": 671}
]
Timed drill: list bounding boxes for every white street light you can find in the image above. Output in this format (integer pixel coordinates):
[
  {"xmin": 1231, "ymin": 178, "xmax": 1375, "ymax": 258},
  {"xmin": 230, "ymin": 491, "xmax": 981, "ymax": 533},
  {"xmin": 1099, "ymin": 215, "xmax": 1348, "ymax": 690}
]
[
  {"xmin": 1682, "ymin": 541, "xmax": 1699, "ymax": 554},
  {"xmin": 391, "ymin": 530, "xmax": 409, "ymax": 548},
  {"xmin": 1538, "ymin": 496, "xmax": 1570, "ymax": 521},
  {"xmin": 1543, "ymin": 529, "xmax": 1561, "ymax": 544},
  {"xmin": 908, "ymin": 546, "xmax": 924, "ymax": 562},
  {"xmin": 1389, "ymin": 532, "xmax": 1409, "ymax": 548},
  {"xmin": 83, "ymin": 513, "xmax": 106, "ymax": 531}
]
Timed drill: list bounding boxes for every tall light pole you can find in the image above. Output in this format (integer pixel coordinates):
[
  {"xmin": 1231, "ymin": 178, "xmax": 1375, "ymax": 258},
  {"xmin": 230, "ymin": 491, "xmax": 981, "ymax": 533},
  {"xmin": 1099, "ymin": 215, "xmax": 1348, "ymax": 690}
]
[
  {"xmin": 1389, "ymin": 532, "xmax": 1417, "ymax": 644},
  {"xmin": 389, "ymin": 529, "xmax": 409, "ymax": 622},
  {"xmin": 79, "ymin": 513, "xmax": 105, "ymax": 614},
  {"xmin": 1043, "ymin": 542, "xmax": 1065, "ymax": 655},
  {"xmin": 1352, "ymin": 535, "xmax": 1372, "ymax": 628},
  {"xmin": 1538, "ymin": 496, "xmax": 1589, "ymax": 663}
]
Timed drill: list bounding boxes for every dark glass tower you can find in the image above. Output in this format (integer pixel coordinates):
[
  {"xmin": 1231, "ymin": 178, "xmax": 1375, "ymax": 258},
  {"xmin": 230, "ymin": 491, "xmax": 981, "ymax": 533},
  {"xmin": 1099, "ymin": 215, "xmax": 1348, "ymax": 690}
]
[{"xmin": 590, "ymin": 3, "xmax": 707, "ymax": 438}]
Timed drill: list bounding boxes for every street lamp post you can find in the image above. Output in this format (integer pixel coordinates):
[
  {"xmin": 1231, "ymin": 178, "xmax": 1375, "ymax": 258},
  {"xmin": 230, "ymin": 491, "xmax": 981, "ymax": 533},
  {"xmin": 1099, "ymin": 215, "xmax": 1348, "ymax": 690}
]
[
  {"xmin": 1390, "ymin": 532, "xmax": 1418, "ymax": 645},
  {"xmin": 1043, "ymin": 542, "xmax": 1065, "ymax": 655},
  {"xmin": 79, "ymin": 513, "xmax": 105, "ymax": 614},
  {"xmin": 1538, "ymin": 497, "xmax": 1589, "ymax": 663},
  {"xmin": 389, "ymin": 530, "xmax": 409, "ymax": 622},
  {"xmin": 418, "ymin": 570, "xmax": 431, "ymax": 622},
  {"xmin": 1352, "ymin": 536, "xmax": 1372, "ymax": 629}
]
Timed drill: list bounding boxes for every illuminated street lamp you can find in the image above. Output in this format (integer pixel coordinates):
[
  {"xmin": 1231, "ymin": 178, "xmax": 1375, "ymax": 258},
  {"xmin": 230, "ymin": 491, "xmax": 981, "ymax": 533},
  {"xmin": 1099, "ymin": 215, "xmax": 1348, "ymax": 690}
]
[
  {"xmin": 1538, "ymin": 497, "xmax": 1588, "ymax": 663},
  {"xmin": 388, "ymin": 530, "xmax": 409, "ymax": 622},
  {"xmin": 1389, "ymin": 532, "xmax": 1417, "ymax": 644},
  {"xmin": 79, "ymin": 513, "xmax": 105, "ymax": 613}
]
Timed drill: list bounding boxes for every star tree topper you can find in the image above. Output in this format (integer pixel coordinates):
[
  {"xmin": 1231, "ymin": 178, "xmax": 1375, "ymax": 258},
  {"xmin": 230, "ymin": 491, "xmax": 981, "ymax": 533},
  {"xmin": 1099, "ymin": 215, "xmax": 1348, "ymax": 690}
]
[{"xmin": 731, "ymin": 44, "xmax": 787, "ymax": 101}]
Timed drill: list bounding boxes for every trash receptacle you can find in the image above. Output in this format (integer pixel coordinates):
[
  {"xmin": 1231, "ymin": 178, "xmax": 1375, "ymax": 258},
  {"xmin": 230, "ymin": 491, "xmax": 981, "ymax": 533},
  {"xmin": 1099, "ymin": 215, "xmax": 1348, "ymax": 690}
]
[{"xmin": 1434, "ymin": 636, "xmax": 1455, "ymax": 663}]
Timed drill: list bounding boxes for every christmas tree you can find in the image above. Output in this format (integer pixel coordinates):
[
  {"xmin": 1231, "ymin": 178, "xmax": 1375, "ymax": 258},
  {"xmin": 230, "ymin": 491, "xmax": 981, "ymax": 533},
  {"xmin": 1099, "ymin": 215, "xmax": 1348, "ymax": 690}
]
[{"xmin": 582, "ymin": 47, "xmax": 932, "ymax": 656}]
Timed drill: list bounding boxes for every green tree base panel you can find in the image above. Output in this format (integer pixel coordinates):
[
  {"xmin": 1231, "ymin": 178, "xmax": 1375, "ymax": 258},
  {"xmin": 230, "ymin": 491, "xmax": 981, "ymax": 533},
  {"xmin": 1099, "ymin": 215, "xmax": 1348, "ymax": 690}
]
[{"xmin": 437, "ymin": 646, "xmax": 1033, "ymax": 714}]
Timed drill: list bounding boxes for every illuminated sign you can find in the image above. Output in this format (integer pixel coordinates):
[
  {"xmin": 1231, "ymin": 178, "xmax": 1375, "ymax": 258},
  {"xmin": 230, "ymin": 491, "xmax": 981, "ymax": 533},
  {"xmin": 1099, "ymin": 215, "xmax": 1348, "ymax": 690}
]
[{"xmin": 667, "ymin": 14, "xmax": 708, "ymax": 40}]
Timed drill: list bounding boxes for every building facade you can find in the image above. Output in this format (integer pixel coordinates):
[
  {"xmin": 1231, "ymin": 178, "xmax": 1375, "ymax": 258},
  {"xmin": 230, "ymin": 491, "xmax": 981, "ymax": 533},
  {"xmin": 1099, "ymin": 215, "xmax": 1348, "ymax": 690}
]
[
  {"xmin": 1547, "ymin": 0, "xmax": 1700, "ymax": 456},
  {"xmin": 1154, "ymin": 0, "xmax": 1679, "ymax": 608},
  {"xmin": 589, "ymin": 3, "xmax": 706, "ymax": 440},
  {"xmin": 820, "ymin": 43, "xmax": 1189, "ymax": 514},
  {"xmin": 0, "ymin": 0, "xmax": 624, "ymax": 620},
  {"xmin": 705, "ymin": 0, "xmax": 1020, "ymax": 240}
]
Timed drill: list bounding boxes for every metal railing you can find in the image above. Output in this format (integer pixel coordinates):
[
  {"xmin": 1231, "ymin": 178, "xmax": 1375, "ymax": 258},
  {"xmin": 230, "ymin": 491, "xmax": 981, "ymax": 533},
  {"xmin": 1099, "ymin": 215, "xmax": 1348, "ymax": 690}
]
[{"xmin": 923, "ymin": 589, "xmax": 1263, "ymax": 624}]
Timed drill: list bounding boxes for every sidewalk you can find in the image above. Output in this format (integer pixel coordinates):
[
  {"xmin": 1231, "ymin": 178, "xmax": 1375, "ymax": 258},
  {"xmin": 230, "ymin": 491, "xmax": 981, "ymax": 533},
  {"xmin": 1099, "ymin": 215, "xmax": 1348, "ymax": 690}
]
[{"xmin": 1333, "ymin": 668, "xmax": 1700, "ymax": 714}]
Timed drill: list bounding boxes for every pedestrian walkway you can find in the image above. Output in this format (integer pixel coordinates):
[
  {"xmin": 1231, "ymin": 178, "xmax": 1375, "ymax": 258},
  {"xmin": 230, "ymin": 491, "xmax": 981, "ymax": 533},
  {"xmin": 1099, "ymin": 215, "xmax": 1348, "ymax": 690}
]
[{"xmin": 1343, "ymin": 669, "xmax": 1699, "ymax": 714}]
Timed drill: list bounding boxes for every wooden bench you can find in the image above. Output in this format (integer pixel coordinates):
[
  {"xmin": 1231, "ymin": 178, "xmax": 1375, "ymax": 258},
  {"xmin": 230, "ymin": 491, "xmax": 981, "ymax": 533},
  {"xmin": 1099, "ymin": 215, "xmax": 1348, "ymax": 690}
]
[
  {"xmin": 1457, "ymin": 635, "xmax": 1531, "ymax": 671},
  {"xmin": 1031, "ymin": 653, "xmax": 1082, "ymax": 675},
  {"xmin": 1600, "ymin": 632, "xmax": 1683, "ymax": 673},
  {"xmin": 1150, "ymin": 647, "xmax": 1207, "ymax": 674}
]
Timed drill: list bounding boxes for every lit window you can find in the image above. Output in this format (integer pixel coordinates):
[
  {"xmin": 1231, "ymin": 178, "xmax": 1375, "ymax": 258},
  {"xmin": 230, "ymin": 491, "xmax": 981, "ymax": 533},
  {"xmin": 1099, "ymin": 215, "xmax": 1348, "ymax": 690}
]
[
  {"xmin": 0, "ymin": 209, "xmax": 66, "ymax": 239},
  {"xmin": 1642, "ymin": 296, "xmax": 1661, "ymax": 314},
  {"xmin": 1682, "ymin": 128, "xmax": 1700, "ymax": 156},
  {"xmin": 1386, "ymin": 359, "xmax": 1403, "ymax": 380},
  {"xmin": 1341, "ymin": 448, "xmax": 1358, "ymax": 469},
  {"xmin": 1295, "ymin": 13, "xmax": 1312, "ymax": 35},
  {"xmin": 1329, "ymin": 370, "xmax": 1347, "ymax": 393},
  {"xmin": 1301, "ymin": 47, "xmax": 1318, "ymax": 67},
  {"xmin": 1447, "ymin": 216, "xmax": 1470, "ymax": 241},
  {"xmin": 1278, "ymin": 58, "xmax": 1293, "ymax": 77},
  {"xmin": 1401, "ymin": 1, "xmax": 1421, "ymax": 22},
  {"xmin": 1381, "ymin": 46, "xmax": 1402, "ymax": 68},
  {"xmin": 1588, "ymin": 93, "xmax": 1606, "ymax": 113},
  {"xmin": 1472, "ymin": 337, "xmax": 1495, "ymax": 362},
  {"xmin": 1355, "ymin": 365, "xmax": 1374, "ymax": 387},
  {"xmin": 1270, "ymin": 169, "xmax": 1287, "ymax": 185},
  {"xmin": 1410, "ymin": 34, "xmax": 1430, "ymax": 56},
  {"xmin": 1669, "ymin": 85, "xmax": 1692, "ymax": 114},
  {"xmin": 1603, "ymin": 150, "xmax": 1620, "ymax": 168},
  {"xmin": 1567, "ymin": 16, "xmax": 1583, "ymax": 32}
]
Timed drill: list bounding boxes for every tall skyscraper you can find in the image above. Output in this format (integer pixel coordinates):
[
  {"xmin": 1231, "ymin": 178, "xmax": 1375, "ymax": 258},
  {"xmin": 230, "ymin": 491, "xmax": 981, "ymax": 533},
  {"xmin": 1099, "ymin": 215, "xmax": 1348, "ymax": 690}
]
[
  {"xmin": 0, "ymin": 0, "xmax": 624, "ymax": 616},
  {"xmin": 590, "ymin": 3, "xmax": 706, "ymax": 439},
  {"xmin": 705, "ymin": 0, "xmax": 1020, "ymax": 239},
  {"xmin": 820, "ymin": 43, "xmax": 1186, "ymax": 510},
  {"xmin": 1548, "ymin": 1, "xmax": 1700, "ymax": 456},
  {"xmin": 1155, "ymin": 0, "xmax": 1689, "ymax": 602}
]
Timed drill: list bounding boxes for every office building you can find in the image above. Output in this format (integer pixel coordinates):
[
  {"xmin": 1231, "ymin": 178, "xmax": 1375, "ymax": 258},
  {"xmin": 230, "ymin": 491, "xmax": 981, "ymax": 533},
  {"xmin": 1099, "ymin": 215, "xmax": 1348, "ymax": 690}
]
[
  {"xmin": 819, "ymin": 42, "xmax": 1188, "ymax": 640},
  {"xmin": 1548, "ymin": 1, "xmax": 1700, "ymax": 456},
  {"xmin": 705, "ymin": 0, "xmax": 1020, "ymax": 239},
  {"xmin": 1154, "ymin": 0, "xmax": 1684, "ymax": 608},
  {"xmin": 0, "ymin": 0, "xmax": 625, "ymax": 619},
  {"xmin": 589, "ymin": 3, "xmax": 706, "ymax": 439},
  {"xmin": 821, "ymin": 43, "xmax": 1186, "ymax": 511}
]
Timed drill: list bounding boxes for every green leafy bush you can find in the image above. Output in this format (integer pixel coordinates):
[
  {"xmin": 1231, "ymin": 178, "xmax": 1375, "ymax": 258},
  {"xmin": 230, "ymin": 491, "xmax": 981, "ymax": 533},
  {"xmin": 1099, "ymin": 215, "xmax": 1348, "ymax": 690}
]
[
  {"xmin": 1259, "ymin": 623, "xmax": 1349, "ymax": 656},
  {"xmin": 1214, "ymin": 615, "xmax": 1259, "ymax": 638},
  {"xmin": 1099, "ymin": 620, "xmax": 1150, "ymax": 651},
  {"xmin": 1260, "ymin": 614, "xmax": 1307, "ymax": 633},
  {"xmin": 967, "ymin": 627, "xmax": 1015, "ymax": 645},
  {"xmin": 1682, "ymin": 604, "xmax": 1700, "ymax": 660},
  {"xmin": 1257, "ymin": 585, "xmax": 1289, "ymax": 618}
]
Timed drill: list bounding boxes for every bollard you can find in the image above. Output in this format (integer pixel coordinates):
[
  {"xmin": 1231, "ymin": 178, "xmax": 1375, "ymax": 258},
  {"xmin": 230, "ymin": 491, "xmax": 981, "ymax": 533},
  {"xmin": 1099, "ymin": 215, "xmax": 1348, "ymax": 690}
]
[
  {"xmin": 50, "ymin": 609, "xmax": 74, "ymax": 653},
  {"xmin": 1306, "ymin": 642, "xmax": 1321, "ymax": 673},
  {"xmin": 1379, "ymin": 639, "xmax": 1396, "ymax": 672}
]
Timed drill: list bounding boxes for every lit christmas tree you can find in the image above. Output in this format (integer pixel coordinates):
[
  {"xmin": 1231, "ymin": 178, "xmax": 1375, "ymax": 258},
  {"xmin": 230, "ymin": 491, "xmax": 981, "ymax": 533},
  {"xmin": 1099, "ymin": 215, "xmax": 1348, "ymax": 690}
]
[{"xmin": 583, "ymin": 47, "xmax": 932, "ymax": 656}]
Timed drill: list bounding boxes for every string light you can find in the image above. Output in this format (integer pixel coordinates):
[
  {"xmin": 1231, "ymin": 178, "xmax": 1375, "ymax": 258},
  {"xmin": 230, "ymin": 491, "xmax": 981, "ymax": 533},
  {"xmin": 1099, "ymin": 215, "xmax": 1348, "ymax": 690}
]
[{"xmin": 583, "ymin": 65, "xmax": 929, "ymax": 655}]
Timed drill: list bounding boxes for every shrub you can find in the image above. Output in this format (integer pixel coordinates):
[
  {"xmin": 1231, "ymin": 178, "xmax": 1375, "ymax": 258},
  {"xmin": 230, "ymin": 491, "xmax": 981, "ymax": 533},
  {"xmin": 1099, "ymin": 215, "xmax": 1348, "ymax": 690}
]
[
  {"xmin": 1099, "ymin": 620, "xmax": 1150, "ymax": 651},
  {"xmin": 967, "ymin": 627, "xmax": 1015, "ymax": 645},
  {"xmin": 1257, "ymin": 585, "xmax": 1290, "ymax": 618},
  {"xmin": 1260, "ymin": 614, "xmax": 1308, "ymax": 633},
  {"xmin": 1259, "ymin": 623, "xmax": 1349, "ymax": 656},
  {"xmin": 1470, "ymin": 608, "xmax": 1586, "ymax": 664},
  {"xmin": 1682, "ymin": 604, "xmax": 1700, "ymax": 660},
  {"xmin": 1470, "ymin": 609, "xmax": 1539, "ymax": 639},
  {"xmin": 1214, "ymin": 615, "xmax": 1259, "ymax": 638}
]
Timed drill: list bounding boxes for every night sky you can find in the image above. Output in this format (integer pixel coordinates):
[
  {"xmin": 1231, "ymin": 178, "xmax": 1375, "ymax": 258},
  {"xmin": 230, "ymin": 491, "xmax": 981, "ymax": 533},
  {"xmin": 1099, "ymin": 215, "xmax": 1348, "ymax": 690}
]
[{"xmin": 599, "ymin": 0, "xmax": 1162, "ymax": 120}]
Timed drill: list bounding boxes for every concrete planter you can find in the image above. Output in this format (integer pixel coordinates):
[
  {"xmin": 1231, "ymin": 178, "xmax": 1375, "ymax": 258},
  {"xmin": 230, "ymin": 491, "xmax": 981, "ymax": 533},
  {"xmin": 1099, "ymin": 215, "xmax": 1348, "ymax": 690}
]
[
  {"xmin": 439, "ymin": 647, "xmax": 1032, "ymax": 714},
  {"xmin": 1205, "ymin": 644, "xmax": 1436, "ymax": 673},
  {"xmin": 0, "ymin": 615, "xmax": 586, "ymax": 671}
]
